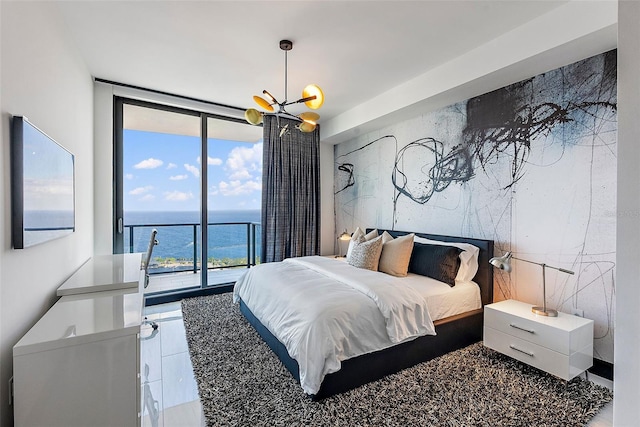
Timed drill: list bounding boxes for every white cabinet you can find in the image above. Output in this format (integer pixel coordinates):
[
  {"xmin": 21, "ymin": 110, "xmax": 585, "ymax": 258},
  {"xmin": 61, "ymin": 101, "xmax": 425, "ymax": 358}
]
[
  {"xmin": 483, "ymin": 299, "xmax": 593, "ymax": 380},
  {"xmin": 13, "ymin": 254, "xmax": 144, "ymax": 427}
]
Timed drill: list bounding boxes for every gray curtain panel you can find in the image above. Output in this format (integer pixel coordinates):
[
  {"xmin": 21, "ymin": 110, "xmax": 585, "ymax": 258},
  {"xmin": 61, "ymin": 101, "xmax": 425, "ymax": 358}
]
[{"xmin": 261, "ymin": 115, "xmax": 320, "ymax": 262}]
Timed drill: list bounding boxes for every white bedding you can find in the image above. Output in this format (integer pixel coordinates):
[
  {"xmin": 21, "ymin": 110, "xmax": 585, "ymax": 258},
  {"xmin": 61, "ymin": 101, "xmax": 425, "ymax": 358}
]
[{"xmin": 232, "ymin": 255, "xmax": 481, "ymax": 395}]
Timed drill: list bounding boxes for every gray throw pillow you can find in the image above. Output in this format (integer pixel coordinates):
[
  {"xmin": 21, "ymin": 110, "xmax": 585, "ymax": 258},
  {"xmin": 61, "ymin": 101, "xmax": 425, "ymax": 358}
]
[{"xmin": 348, "ymin": 235, "xmax": 383, "ymax": 271}]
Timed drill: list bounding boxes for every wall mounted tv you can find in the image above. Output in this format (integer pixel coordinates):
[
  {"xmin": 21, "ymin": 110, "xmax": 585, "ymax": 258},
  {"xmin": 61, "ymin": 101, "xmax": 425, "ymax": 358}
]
[{"xmin": 11, "ymin": 116, "xmax": 75, "ymax": 249}]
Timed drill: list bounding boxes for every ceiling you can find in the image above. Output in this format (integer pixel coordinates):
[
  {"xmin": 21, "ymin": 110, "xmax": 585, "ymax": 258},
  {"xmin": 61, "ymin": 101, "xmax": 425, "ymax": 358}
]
[{"xmin": 55, "ymin": 1, "xmax": 569, "ymax": 133}]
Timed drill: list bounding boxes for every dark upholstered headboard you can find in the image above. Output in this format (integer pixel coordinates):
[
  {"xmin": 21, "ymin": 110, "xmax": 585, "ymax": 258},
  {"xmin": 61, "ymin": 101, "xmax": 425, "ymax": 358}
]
[{"xmin": 368, "ymin": 229, "xmax": 494, "ymax": 306}]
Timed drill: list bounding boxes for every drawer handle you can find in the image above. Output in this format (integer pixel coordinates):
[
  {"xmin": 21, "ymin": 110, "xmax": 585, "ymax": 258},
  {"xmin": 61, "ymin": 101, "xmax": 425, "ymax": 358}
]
[
  {"xmin": 509, "ymin": 323, "xmax": 535, "ymax": 334},
  {"xmin": 509, "ymin": 344, "xmax": 534, "ymax": 357}
]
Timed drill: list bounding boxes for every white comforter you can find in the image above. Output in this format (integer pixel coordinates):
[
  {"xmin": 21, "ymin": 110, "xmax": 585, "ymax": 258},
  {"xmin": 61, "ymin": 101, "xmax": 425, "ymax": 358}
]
[{"xmin": 232, "ymin": 256, "xmax": 436, "ymax": 395}]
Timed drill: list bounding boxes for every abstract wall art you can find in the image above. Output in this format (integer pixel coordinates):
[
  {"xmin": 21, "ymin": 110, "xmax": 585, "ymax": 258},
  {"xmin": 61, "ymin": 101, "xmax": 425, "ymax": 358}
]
[{"xmin": 334, "ymin": 50, "xmax": 617, "ymax": 363}]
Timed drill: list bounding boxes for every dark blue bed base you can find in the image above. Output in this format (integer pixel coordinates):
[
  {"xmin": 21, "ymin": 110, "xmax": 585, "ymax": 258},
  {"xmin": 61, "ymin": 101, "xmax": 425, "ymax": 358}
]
[{"xmin": 238, "ymin": 229, "xmax": 494, "ymax": 400}]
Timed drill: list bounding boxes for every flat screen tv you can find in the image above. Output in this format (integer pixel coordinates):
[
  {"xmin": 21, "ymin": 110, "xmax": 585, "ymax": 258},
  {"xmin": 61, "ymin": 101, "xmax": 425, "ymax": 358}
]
[{"xmin": 11, "ymin": 116, "xmax": 75, "ymax": 249}]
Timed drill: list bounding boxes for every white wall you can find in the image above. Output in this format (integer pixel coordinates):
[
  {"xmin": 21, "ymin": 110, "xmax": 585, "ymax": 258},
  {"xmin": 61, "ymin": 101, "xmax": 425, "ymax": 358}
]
[
  {"xmin": 93, "ymin": 83, "xmax": 115, "ymax": 255},
  {"xmin": 322, "ymin": 1, "xmax": 617, "ymax": 146},
  {"xmin": 0, "ymin": 3, "xmax": 94, "ymax": 426},
  {"xmin": 614, "ymin": 1, "xmax": 640, "ymax": 424}
]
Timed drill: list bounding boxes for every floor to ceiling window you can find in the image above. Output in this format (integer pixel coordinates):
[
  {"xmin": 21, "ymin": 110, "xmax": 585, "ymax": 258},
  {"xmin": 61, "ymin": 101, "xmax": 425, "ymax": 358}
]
[{"xmin": 114, "ymin": 98, "xmax": 263, "ymax": 299}]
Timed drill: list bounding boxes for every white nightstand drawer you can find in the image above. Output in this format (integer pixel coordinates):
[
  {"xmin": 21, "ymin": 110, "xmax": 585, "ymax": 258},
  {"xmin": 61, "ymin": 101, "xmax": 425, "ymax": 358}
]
[
  {"xmin": 485, "ymin": 307, "xmax": 569, "ymax": 354},
  {"xmin": 484, "ymin": 300, "xmax": 592, "ymax": 355},
  {"xmin": 484, "ymin": 327, "xmax": 592, "ymax": 380}
]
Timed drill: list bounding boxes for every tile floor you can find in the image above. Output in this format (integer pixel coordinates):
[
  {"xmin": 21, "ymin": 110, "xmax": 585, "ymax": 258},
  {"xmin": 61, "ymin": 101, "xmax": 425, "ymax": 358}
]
[
  {"xmin": 141, "ymin": 301, "xmax": 614, "ymax": 427},
  {"xmin": 141, "ymin": 302, "xmax": 205, "ymax": 427}
]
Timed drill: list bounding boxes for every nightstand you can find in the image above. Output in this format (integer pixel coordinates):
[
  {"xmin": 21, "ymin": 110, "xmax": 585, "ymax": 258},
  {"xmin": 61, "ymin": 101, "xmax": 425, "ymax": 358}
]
[{"xmin": 483, "ymin": 299, "xmax": 593, "ymax": 380}]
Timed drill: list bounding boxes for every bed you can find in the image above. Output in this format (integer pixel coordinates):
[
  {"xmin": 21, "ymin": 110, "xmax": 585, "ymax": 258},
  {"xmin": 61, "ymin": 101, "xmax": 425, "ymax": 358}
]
[{"xmin": 233, "ymin": 229, "xmax": 494, "ymax": 400}]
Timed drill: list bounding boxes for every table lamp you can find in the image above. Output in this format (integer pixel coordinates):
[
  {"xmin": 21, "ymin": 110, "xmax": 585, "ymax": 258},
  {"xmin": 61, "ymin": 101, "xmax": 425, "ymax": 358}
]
[
  {"xmin": 489, "ymin": 251, "xmax": 574, "ymax": 317},
  {"xmin": 337, "ymin": 230, "xmax": 351, "ymax": 257}
]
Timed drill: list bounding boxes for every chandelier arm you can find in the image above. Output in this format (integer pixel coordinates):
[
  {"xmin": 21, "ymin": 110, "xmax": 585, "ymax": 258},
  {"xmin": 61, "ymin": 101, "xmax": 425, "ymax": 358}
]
[
  {"xmin": 284, "ymin": 95, "xmax": 317, "ymax": 106},
  {"xmin": 262, "ymin": 90, "xmax": 279, "ymax": 105},
  {"xmin": 265, "ymin": 111, "xmax": 302, "ymax": 122}
]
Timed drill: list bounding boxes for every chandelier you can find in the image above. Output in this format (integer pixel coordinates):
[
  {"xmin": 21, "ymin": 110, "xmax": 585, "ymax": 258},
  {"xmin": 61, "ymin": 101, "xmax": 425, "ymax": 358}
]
[{"xmin": 244, "ymin": 40, "xmax": 324, "ymax": 133}]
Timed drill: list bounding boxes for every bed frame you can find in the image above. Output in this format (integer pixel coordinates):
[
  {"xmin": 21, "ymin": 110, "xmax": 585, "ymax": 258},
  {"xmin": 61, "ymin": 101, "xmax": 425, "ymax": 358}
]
[{"xmin": 239, "ymin": 229, "xmax": 494, "ymax": 400}]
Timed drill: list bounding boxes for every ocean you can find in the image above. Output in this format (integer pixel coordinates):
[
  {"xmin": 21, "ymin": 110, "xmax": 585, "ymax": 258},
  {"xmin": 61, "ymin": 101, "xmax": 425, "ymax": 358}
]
[{"xmin": 124, "ymin": 210, "xmax": 261, "ymax": 266}]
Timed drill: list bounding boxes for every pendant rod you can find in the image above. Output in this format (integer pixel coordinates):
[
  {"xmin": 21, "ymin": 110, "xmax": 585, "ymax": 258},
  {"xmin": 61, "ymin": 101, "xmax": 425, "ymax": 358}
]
[{"xmin": 284, "ymin": 48, "xmax": 288, "ymax": 104}]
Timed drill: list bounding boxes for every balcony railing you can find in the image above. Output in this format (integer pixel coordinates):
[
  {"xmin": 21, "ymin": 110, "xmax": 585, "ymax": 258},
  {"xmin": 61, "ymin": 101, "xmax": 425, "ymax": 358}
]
[{"xmin": 124, "ymin": 221, "xmax": 261, "ymax": 274}]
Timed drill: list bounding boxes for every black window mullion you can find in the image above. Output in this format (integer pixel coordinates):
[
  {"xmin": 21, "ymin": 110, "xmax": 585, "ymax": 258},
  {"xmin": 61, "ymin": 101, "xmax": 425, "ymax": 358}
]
[{"xmin": 200, "ymin": 114, "xmax": 208, "ymax": 288}]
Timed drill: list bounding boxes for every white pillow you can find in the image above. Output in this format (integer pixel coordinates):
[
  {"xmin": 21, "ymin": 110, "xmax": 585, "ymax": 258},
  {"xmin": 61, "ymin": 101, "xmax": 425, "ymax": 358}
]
[
  {"xmin": 413, "ymin": 236, "xmax": 480, "ymax": 282},
  {"xmin": 346, "ymin": 227, "xmax": 378, "ymax": 260},
  {"xmin": 378, "ymin": 232, "xmax": 415, "ymax": 277},
  {"xmin": 347, "ymin": 235, "xmax": 383, "ymax": 271}
]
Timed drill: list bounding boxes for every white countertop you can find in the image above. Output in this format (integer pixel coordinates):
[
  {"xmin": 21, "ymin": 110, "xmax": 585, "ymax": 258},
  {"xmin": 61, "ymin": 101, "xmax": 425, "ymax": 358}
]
[
  {"xmin": 487, "ymin": 299, "xmax": 593, "ymax": 331},
  {"xmin": 57, "ymin": 253, "xmax": 143, "ymax": 296}
]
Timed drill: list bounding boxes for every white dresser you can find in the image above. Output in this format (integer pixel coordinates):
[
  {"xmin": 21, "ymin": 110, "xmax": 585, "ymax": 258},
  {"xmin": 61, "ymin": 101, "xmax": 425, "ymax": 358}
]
[
  {"xmin": 483, "ymin": 299, "xmax": 593, "ymax": 380},
  {"xmin": 13, "ymin": 253, "xmax": 144, "ymax": 427}
]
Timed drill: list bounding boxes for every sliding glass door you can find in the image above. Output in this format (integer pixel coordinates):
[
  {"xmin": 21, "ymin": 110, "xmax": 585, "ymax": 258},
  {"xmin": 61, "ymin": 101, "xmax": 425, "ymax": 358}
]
[
  {"xmin": 206, "ymin": 116, "xmax": 263, "ymax": 270},
  {"xmin": 114, "ymin": 98, "xmax": 262, "ymax": 296}
]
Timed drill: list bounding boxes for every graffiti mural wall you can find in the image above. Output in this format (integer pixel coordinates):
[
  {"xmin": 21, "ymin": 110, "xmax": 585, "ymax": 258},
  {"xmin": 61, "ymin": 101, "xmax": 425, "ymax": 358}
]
[{"xmin": 334, "ymin": 50, "xmax": 617, "ymax": 363}]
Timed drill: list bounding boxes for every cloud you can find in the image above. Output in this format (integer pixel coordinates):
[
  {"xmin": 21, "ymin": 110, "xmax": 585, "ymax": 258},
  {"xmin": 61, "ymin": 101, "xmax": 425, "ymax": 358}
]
[
  {"xmin": 226, "ymin": 143, "xmax": 262, "ymax": 181},
  {"xmin": 218, "ymin": 179, "xmax": 261, "ymax": 196},
  {"xmin": 129, "ymin": 186, "xmax": 153, "ymax": 195},
  {"xmin": 166, "ymin": 163, "xmax": 177, "ymax": 169},
  {"xmin": 164, "ymin": 190, "xmax": 194, "ymax": 201},
  {"xmin": 23, "ymin": 177, "xmax": 73, "ymax": 210},
  {"xmin": 197, "ymin": 156, "xmax": 223, "ymax": 166},
  {"xmin": 228, "ymin": 168, "xmax": 252, "ymax": 180},
  {"xmin": 134, "ymin": 158, "xmax": 163, "ymax": 169},
  {"xmin": 139, "ymin": 194, "xmax": 155, "ymax": 202},
  {"xmin": 169, "ymin": 174, "xmax": 189, "ymax": 181},
  {"xmin": 125, "ymin": 173, "xmax": 134, "ymax": 180},
  {"xmin": 184, "ymin": 163, "xmax": 200, "ymax": 178}
]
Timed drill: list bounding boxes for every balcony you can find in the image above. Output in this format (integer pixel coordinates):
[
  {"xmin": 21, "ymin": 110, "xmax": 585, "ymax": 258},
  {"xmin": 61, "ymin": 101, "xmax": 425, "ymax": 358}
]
[{"xmin": 125, "ymin": 221, "xmax": 260, "ymax": 295}]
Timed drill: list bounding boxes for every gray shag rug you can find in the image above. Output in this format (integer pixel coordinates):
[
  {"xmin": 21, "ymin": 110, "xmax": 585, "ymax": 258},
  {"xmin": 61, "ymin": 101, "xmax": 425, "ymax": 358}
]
[{"xmin": 182, "ymin": 293, "xmax": 612, "ymax": 427}]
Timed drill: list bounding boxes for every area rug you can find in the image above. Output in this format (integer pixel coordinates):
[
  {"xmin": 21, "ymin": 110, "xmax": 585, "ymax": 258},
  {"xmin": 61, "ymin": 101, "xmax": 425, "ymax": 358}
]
[{"xmin": 182, "ymin": 293, "xmax": 612, "ymax": 427}]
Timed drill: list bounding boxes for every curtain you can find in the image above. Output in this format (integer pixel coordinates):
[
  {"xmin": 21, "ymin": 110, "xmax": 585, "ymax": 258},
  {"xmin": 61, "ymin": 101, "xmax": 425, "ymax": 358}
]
[{"xmin": 261, "ymin": 116, "xmax": 320, "ymax": 262}]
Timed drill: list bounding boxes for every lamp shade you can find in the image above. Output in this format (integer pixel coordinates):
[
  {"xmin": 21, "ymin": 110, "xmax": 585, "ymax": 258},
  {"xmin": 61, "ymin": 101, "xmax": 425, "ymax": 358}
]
[
  {"xmin": 299, "ymin": 111, "xmax": 320, "ymax": 123},
  {"xmin": 338, "ymin": 230, "xmax": 351, "ymax": 241},
  {"xmin": 253, "ymin": 95, "xmax": 274, "ymax": 112},
  {"xmin": 298, "ymin": 121, "xmax": 316, "ymax": 133},
  {"xmin": 302, "ymin": 84, "xmax": 324, "ymax": 110},
  {"xmin": 244, "ymin": 108, "xmax": 263, "ymax": 125},
  {"xmin": 489, "ymin": 251, "xmax": 513, "ymax": 272}
]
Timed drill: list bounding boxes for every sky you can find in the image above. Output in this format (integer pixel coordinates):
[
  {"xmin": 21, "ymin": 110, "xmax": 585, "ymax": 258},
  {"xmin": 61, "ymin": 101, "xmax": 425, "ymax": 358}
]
[{"xmin": 123, "ymin": 129, "xmax": 262, "ymax": 212}]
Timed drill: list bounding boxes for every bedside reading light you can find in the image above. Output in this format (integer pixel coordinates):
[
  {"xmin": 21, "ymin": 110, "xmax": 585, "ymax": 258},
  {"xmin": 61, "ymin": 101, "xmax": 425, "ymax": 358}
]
[
  {"xmin": 337, "ymin": 230, "xmax": 351, "ymax": 258},
  {"xmin": 489, "ymin": 251, "xmax": 575, "ymax": 317}
]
